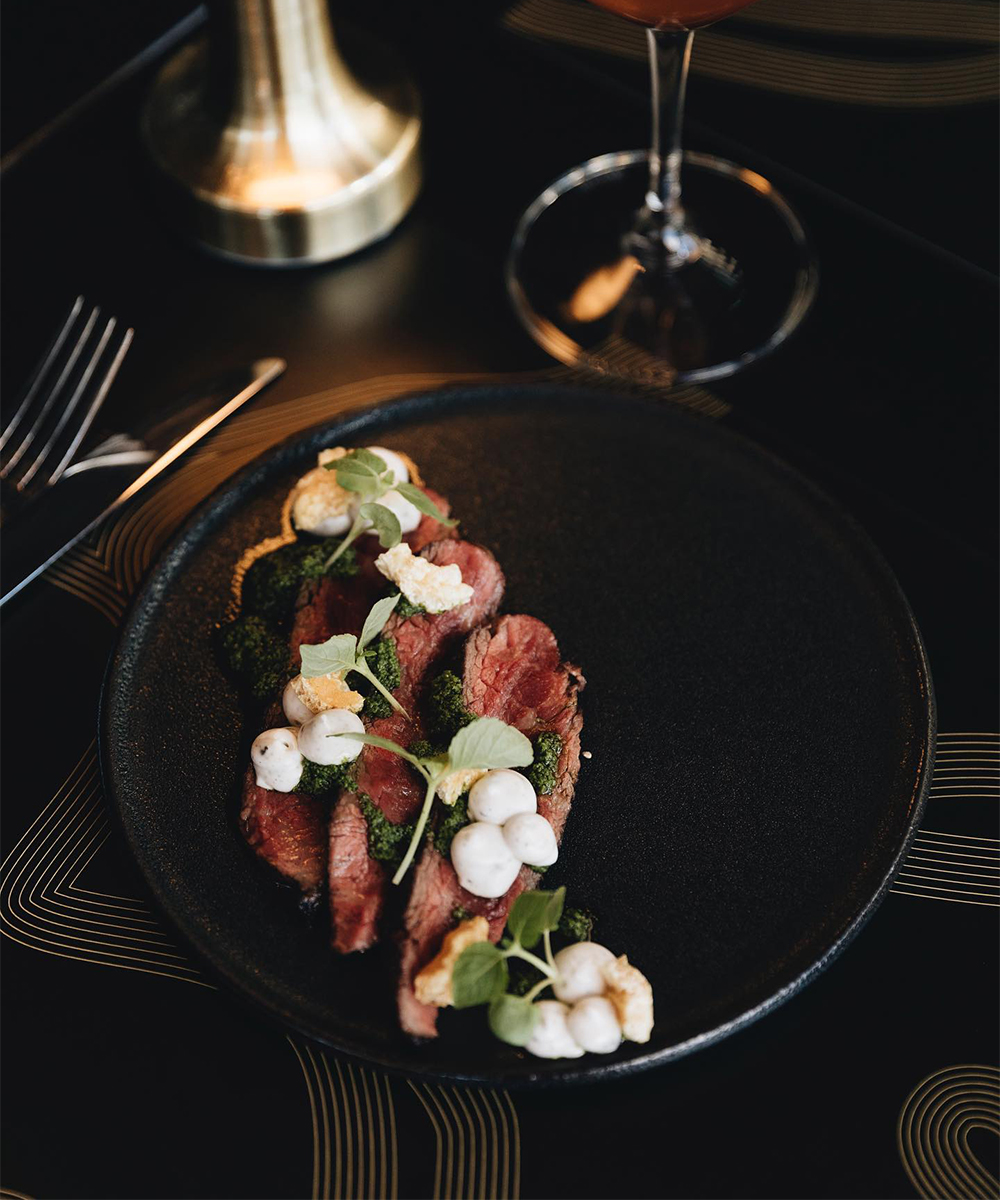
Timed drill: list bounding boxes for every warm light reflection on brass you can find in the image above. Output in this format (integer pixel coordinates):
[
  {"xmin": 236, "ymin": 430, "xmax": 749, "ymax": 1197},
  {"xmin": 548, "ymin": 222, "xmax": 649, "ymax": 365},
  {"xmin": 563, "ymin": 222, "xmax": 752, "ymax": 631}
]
[
  {"xmin": 565, "ymin": 255, "xmax": 644, "ymax": 322},
  {"xmin": 142, "ymin": 0, "xmax": 422, "ymax": 265}
]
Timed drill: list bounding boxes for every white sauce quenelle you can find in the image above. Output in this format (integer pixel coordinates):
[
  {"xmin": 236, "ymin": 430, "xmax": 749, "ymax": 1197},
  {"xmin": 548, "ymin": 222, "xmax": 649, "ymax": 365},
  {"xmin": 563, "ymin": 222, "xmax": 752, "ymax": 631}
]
[
  {"xmin": 566, "ymin": 995, "xmax": 622, "ymax": 1054},
  {"xmin": 450, "ymin": 822, "xmax": 522, "ymax": 899},
  {"xmin": 282, "ymin": 679, "xmax": 314, "ymax": 725},
  {"xmin": 297, "ymin": 710, "xmax": 365, "ymax": 766},
  {"xmin": 551, "ymin": 942, "xmax": 616, "ymax": 1004},
  {"xmin": 366, "ymin": 446, "xmax": 409, "ymax": 484},
  {"xmin": 468, "ymin": 770, "xmax": 537, "ymax": 825},
  {"xmin": 525, "ymin": 1001, "xmax": 584, "ymax": 1060},
  {"xmin": 502, "ymin": 812, "xmax": 558, "ymax": 867},
  {"xmin": 251, "ymin": 728, "xmax": 304, "ymax": 793}
]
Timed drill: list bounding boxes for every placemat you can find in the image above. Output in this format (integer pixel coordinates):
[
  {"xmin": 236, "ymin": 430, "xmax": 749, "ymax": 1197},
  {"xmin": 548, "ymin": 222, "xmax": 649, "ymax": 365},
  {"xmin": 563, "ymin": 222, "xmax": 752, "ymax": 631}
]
[{"xmin": 2, "ymin": 370, "xmax": 997, "ymax": 1200}]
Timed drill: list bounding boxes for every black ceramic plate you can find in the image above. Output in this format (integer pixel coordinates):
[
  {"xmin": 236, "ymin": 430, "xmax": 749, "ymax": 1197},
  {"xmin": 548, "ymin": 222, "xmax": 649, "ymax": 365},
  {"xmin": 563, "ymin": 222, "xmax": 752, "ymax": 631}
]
[{"xmin": 101, "ymin": 385, "xmax": 934, "ymax": 1085}]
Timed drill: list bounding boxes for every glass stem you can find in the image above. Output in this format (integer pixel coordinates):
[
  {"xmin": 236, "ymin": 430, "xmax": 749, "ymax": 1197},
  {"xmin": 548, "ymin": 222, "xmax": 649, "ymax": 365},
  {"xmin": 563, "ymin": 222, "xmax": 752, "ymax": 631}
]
[{"xmin": 644, "ymin": 27, "xmax": 697, "ymax": 264}]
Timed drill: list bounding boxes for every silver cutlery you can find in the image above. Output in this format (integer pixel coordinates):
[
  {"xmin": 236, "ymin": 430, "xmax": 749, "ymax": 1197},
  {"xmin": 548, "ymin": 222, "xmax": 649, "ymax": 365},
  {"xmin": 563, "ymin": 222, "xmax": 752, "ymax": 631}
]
[
  {"xmin": 0, "ymin": 355, "xmax": 286, "ymax": 606},
  {"xmin": 0, "ymin": 296, "xmax": 135, "ymax": 496}
]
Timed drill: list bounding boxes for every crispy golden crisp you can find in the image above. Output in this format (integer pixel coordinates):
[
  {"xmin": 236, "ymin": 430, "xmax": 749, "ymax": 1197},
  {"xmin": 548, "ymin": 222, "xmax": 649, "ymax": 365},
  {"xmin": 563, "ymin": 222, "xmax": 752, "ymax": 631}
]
[
  {"xmin": 602, "ymin": 955, "xmax": 654, "ymax": 1043},
  {"xmin": 292, "ymin": 447, "xmax": 352, "ymax": 533},
  {"xmin": 292, "ymin": 671, "xmax": 364, "ymax": 714},
  {"xmin": 436, "ymin": 767, "xmax": 488, "ymax": 806},
  {"xmin": 414, "ymin": 917, "xmax": 490, "ymax": 1007}
]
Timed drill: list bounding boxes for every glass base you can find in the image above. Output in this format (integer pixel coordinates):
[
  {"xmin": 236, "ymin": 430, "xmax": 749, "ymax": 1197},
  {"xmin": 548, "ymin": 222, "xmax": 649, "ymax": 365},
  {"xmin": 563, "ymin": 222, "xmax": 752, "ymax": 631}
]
[{"xmin": 507, "ymin": 150, "xmax": 818, "ymax": 386}]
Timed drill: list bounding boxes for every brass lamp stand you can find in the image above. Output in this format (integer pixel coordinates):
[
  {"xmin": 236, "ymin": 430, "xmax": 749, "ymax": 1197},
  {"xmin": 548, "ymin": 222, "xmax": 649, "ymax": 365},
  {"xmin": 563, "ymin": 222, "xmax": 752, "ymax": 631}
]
[{"xmin": 142, "ymin": 1, "xmax": 422, "ymax": 266}]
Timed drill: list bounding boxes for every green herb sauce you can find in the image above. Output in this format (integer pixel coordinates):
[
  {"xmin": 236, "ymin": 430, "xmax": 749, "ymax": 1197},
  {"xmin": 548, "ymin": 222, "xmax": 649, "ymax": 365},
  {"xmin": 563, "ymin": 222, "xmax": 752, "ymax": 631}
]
[
  {"xmin": 523, "ymin": 731, "xmax": 563, "ymax": 795},
  {"xmin": 219, "ymin": 615, "xmax": 289, "ymax": 700},
  {"xmin": 358, "ymin": 794, "xmax": 415, "ymax": 867}
]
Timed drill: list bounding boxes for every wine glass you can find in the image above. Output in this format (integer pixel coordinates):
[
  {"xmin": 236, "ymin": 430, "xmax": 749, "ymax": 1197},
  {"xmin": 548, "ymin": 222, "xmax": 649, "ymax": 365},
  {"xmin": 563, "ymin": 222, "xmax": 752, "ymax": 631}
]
[{"xmin": 506, "ymin": 0, "xmax": 817, "ymax": 385}]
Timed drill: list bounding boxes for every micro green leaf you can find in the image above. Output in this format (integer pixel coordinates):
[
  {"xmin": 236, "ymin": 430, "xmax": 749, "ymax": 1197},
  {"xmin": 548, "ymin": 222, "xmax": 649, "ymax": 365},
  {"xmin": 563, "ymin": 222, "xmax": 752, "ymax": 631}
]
[
  {"xmin": 299, "ymin": 600, "xmax": 407, "ymax": 717},
  {"xmin": 448, "ymin": 718, "xmax": 534, "ymax": 774},
  {"xmin": 395, "ymin": 482, "xmax": 459, "ymax": 528},
  {"xmin": 359, "ymin": 593, "xmax": 400, "ymax": 650},
  {"xmin": 506, "ymin": 887, "xmax": 566, "ymax": 951},
  {"xmin": 359, "ymin": 502, "xmax": 402, "ymax": 550},
  {"xmin": 452, "ymin": 943, "xmax": 508, "ymax": 1008},
  {"xmin": 300, "ymin": 633, "xmax": 358, "ymax": 679},
  {"xmin": 487, "ymin": 995, "xmax": 540, "ymax": 1047},
  {"xmin": 332, "ymin": 448, "xmax": 392, "ymax": 495}
]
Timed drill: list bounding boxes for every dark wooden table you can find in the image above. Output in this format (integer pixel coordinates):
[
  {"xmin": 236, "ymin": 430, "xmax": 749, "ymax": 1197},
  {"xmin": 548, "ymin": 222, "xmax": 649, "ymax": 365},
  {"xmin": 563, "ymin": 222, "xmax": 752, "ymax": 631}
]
[{"xmin": 2, "ymin": 3, "xmax": 998, "ymax": 1198}]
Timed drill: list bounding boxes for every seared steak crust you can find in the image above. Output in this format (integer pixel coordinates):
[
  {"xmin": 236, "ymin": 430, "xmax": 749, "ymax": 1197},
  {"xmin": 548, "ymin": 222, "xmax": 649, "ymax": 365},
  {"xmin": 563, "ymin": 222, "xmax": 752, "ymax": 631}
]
[
  {"xmin": 329, "ymin": 541, "xmax": 506, "ymax": 953},
  {"xmin": 239, "ymin": 488, "xmax": 454, "ymax": 896},
  {"xmin": 397, "ymin": 614, "xmax": 584, "ymax": 1037}
]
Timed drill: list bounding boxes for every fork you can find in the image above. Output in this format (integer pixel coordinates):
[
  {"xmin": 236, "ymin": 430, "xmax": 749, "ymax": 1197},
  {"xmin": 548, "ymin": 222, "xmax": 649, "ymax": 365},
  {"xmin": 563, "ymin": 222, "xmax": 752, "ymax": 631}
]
[{"xmin": 0, "ymin": 297, "xmax": 135, "ymax": 501}]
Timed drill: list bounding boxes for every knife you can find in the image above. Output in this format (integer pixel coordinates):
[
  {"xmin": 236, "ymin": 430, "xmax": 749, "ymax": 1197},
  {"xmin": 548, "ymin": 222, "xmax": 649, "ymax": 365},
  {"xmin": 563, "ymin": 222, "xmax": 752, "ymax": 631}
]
[{"xmin": 0, "ymin": 357, "xmax": 285, "ymax": 607}]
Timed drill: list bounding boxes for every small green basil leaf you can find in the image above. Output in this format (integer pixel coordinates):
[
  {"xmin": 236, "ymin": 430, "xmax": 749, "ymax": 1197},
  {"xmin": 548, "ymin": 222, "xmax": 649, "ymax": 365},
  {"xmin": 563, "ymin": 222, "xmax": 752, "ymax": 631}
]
[
  {"xmin": 299, "ymin": 633, "xmax": 358, "ymax": 679},
  {"xmin": 394, "ymin": 482, "xmax": 459, "ymax": 528},
  {"xmin": 360, "ymin": 502, "xmax": 402, "ymax": 549},
  {"xmin": 447, "ymin": 718, "xmax": 533, "ymax": 774},
  {"xmin": 506, "ymin": 887, "xmax": 566, "ymax": 950},
  {"xmin": 487, "ymin": 995, "xmax": 540, "ymax": 1047},
  {"xmin": 359, "ymin": 593, "xmax": 400, "ymax": 651},
  {"xmin": 335, "ymin": 449, "xmax": 389, "ymax": 494},
  {"xmin": 452, "ymin": 942, "xmax": 508, "ymax": 1008}
]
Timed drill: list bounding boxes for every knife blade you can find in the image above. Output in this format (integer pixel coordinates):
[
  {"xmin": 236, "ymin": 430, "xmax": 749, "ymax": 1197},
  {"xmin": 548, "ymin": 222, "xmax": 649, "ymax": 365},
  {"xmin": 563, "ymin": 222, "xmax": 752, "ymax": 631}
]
[{"xmin": 0, "ymin": 357, "xmax": 285, "ymax": 607}]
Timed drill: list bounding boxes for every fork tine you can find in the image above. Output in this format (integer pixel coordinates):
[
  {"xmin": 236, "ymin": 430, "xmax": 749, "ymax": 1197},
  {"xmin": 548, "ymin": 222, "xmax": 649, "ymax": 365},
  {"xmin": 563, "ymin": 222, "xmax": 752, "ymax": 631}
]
[
  {"xmin": 0, "ymin": 295, "xmax": 84, "ymax": 453},
  {"xmin": 43, "ymin": 325, "xmax": 134, "ymax": 489},
  {"xmin": 17, "ymin": 316, "xmax": 118, "ymax": 490},
  {"xmin": 0, "ymin": 304, "xmax": 100, "ymax": 479}
]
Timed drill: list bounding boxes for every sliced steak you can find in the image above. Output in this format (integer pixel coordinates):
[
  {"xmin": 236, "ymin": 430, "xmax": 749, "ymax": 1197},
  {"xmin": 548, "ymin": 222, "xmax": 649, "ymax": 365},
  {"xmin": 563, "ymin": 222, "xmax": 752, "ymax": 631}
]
[
  {"xmin": 240, "ymin": 765, "xmax": 327, "ymax": 902},
  {"xmin": 397, "ymin": 614, "xmax": 584, "ymax": 1037},
  {"xmin": 240, "ymin": 487, "xmax": 455, "ymax": 897},
  {"xmin": 329, "ymin": 541, "xmax": 506, "ymax": 953}
]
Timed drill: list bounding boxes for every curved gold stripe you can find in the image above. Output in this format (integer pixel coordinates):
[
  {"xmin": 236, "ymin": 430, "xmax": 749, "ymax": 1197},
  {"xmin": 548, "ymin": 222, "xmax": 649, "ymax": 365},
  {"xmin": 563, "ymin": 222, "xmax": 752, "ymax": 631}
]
[
  {"xmin": 345, "ymin": 1061, "xmax": 368, "ymax": 1200},
  {"xmin": 898, "ymin": 1066, "xmax": 1000, "ymax": 1200},
  {"xmin": 305, "ymin": 1047, "xmax": 333, "ymax": 1200},
  {"xmin": 384, "ymin": 1075, "xmax": 399, "ymax": 1200},
  {"xmin": 333, "ymin": 1056, "xmax": 355, "ymax": 1200},
  {"xmin": 425, "ymin": 1084, "xmax": 456, "ymax": 1199},
  {"xmin": 501, "ymin": 1091, "xmax": 521, "ymax": 1200},
  {"xmin": 503, "ymin": 0, "xmax": 999, "ymax": 105},
  {"xmin": 0, "ymin": 742, "xmax": 206, "ymax": 981},
  {"xmin": 438, "ymin": 1087, "xmax": 470, "ymax": 1199},
  {"xmin": 289, "ymin": 1039, "xmax": 323, "ymax": 1200},
  {"xmin": 357, "ymin": 1067, "xmax": 379, "ymax": 1200},
  {"xmin": 0, "ymin": 1187, "xmax": 36, "ymax": 1199},
  {"xmin": 370, "ymin": 1070, "xmax": 389, "ymax": 1200},
  {"xmin": 407, "ymin": 1081, "xmax": 444, "ymax": 1200},
  {"xmin": 744, "ymin": 0, "xmax": 999, "ymax": 45},
  {"xmin": 473, "ymin": 1089, "xmax": 500, "ymax": 1200}
]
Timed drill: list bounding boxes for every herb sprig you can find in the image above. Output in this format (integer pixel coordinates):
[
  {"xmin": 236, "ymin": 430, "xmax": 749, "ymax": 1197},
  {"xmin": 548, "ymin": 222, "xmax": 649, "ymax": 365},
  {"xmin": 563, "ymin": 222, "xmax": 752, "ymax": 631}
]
[
  {"xmin": 331, "ymin": 717, "xmax": 533, "ymax": 885},
  {"xmin": 300, "ymin": 595, "xmax": 407, "ymax": 717},
  {"xmin": 323, "ymin": 449, "xmax": 457, "ymax": 568},
  {"xmin": 451, "ymin": 888, "xmax": 567, "ymax": 1046}
]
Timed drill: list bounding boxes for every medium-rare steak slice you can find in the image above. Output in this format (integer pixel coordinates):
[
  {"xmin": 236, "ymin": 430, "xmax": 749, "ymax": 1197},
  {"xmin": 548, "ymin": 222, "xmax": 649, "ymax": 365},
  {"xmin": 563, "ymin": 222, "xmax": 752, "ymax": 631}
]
[
  {"xmin": 397, "ymin": 614, "xmax": 584, "ymax": 1037},
  {"xmin": 328, "ymin": 540, "xmax": 506, "ymax": 953},
  {"xmin": 240, "ymin": 489, "xmax": 455, "ymax": 897}
]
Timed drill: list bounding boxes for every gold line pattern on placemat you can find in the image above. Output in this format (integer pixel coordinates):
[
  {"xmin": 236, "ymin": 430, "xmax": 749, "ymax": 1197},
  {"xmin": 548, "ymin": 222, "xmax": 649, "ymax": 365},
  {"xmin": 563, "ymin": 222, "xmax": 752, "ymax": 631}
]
[
  {"xmin": 287, "ymin": 1038, "xmax": 399, "ymax": 1200},
  {"xmin": 0, "ymin": 739, "xmax": 212, "ymax": 986},
  {"xmin": 891, "ymin": 733, "xmax": 999, "ymax": 908},
  {"xmin": 742, "ymin": 0, "xmax": 999, "ymax": 45},
  {"xmin": 407, "ymin": 1084, "xmax": 520, "ymax": 1200},
  {"xmin": 897, "ymin": 1065, "xmax": 1000, "ymax": 1200},
  {"xmin": 0, "ymin": 1188, "xmax": 36, "ymax": 1199},
  {"xmin": 503, "ymin": 0, "xmax": 1000, "ymax": 107}
]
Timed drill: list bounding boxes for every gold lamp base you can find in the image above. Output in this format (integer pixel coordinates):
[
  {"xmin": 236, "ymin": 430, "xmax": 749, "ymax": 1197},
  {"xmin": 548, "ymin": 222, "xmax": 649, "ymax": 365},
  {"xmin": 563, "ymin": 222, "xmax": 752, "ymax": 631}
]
[{"xmin": 142, "ymin": 4, "xmax": 422, "ymax": 267}]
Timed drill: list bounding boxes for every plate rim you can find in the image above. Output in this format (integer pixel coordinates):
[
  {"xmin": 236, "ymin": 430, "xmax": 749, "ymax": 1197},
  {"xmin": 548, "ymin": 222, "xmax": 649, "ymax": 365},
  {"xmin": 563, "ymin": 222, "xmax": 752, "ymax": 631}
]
[{"xmin": 99, "ymin": 382, "xmax": 936, "ymax": 1087}]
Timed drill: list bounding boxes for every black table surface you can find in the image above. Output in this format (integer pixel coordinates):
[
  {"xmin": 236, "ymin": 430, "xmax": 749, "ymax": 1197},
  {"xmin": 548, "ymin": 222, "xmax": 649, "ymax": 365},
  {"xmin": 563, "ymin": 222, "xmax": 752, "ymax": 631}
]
[{"xmin": 1, "ymin": 3, "xmax": 998, "ymax": 1199}]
